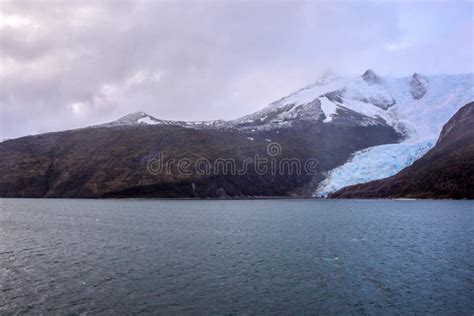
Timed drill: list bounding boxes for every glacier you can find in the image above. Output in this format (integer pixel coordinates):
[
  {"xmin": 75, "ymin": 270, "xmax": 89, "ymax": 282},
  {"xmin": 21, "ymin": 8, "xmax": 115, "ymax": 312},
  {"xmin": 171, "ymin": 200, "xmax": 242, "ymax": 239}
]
[
  {"xmin": 315, "ymin": 73, "xmax": 474, "ymax": 197},
  {"xmin": 315, "ymin": 140, "xmax": 434, "ymax": 197}
]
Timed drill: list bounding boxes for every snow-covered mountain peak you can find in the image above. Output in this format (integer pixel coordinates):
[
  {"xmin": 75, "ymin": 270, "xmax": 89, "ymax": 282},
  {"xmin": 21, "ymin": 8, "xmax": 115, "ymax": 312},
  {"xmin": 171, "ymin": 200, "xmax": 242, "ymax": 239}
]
[
  {"xmin": 95, "ymin": 111, "xmax": 165, "ymax": 128},
  {"xmin": 343, "ymin": 75, "xmax": 396, "ymax": 110},
  {"xmin": 361, "ymin": 69, "xmax": 384, "ymax": 85},
  {"xmin": 91, "ymin": 72, "xmax": 472, "ymax": 143},
  {"xmin": 115, "ymin": 112, "xmax": 161, "ymax": 125},
  {"xmin": 233, "ymin": 71, "xmax": 400, "ymax": 130}
]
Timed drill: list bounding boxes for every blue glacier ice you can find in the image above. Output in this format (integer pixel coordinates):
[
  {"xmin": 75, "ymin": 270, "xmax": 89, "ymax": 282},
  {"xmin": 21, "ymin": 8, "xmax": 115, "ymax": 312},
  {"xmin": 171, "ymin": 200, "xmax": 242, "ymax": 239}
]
[{"xmin": 315, "ymin": 140, "xmax": 434, "ymax": 197}]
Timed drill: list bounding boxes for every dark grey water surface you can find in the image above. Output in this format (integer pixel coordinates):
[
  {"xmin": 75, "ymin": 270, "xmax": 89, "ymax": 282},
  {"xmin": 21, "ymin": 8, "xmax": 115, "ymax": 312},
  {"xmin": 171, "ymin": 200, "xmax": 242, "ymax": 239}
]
[{"xmin": 1, "ymin": 199, "xmax": 473, "ymax": 314}]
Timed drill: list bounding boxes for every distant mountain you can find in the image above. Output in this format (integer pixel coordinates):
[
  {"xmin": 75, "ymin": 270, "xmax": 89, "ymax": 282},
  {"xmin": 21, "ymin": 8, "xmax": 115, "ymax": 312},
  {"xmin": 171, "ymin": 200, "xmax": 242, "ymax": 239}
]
[
  {"xmin": 330, "ymin": 102, "xmax": 474, "ymax": 199},
  {"xmin": 0, "ymin": 70, "xmax": 472, "ymax": 198},
  {"xmin": 96, "ymin": 112, "xmax": 165, "ymax": 127},
  {"xmin": 92, "ymin": 111, "xmax": 227, "ymax": 129}
]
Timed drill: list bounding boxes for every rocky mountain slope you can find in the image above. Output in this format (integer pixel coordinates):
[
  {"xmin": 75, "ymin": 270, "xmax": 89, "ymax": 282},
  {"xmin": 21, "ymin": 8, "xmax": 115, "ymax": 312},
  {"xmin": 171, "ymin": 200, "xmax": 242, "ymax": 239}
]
[
  {"xmin": 0, "ymin": 70, "xmax": 472, "ymax": 198},
  {"xmin": 0, "ymin": 120, "xmax": 397, "ymax": 198},
  {"xmin": 330, "ymin": 102, "xmax": 474, "ymax": 199}
]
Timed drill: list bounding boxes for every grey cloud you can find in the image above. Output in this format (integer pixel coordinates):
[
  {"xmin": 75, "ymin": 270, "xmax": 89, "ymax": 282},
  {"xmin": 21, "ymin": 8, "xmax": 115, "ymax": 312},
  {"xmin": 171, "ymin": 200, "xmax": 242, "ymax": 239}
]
[{"xmin": 0, "ymin": 0, "xmax": 472, "ymax": 139}]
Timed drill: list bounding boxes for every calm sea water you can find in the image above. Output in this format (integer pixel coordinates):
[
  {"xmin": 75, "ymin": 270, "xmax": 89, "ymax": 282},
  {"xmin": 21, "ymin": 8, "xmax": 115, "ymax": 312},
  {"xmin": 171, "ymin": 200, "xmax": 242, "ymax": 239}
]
[{"xmin": 0, "ymin": 199, "xmax": 473, "ymax": 314}]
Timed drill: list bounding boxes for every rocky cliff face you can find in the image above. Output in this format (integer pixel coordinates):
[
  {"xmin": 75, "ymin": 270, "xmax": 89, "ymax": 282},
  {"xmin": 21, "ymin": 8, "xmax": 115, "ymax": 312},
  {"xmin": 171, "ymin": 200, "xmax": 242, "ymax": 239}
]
[{"xmin": 330, "ymin": 102, "xmax": 474, "ymax": 199}]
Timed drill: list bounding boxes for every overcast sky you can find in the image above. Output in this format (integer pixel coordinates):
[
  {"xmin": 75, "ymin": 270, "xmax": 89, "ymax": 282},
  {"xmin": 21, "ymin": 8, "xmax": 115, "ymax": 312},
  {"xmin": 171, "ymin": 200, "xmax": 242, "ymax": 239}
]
[{"xmin": 0, "ymin": 0, "xmax": 473, "ymax": 139}]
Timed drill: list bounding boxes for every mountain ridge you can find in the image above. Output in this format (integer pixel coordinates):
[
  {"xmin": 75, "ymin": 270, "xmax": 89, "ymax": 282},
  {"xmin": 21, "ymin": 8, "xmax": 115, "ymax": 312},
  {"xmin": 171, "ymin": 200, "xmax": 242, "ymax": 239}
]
[
  {"xmin": 1, "ymin": 70, "xmax": 472, "ymax": 198},
  {"xmin": 329, "ymin": 102, "xmax": 474, "ymax": 199}
]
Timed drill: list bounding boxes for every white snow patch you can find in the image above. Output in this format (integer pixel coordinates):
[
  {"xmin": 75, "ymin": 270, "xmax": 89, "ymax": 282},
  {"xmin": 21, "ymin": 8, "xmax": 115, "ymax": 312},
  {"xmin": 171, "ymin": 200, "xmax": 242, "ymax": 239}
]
[
  {"xmin": 137, "ymin": 116, "xmax": 160, "ymax": 125},
  {"xmin": 319, "ymin": 96, "xmax": 338, "ymax": 122},
  {"xmin": 247, "ymin": 137, "xmax": 254, "ymax": 141},
  {"xmin": 339, "ymin": 98, "xmax": 388, "ymax": 121}
]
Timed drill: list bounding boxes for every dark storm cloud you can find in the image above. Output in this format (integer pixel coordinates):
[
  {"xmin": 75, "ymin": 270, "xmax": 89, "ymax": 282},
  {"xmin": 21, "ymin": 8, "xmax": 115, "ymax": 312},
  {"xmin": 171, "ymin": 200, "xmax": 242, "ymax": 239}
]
[{"xmin": 0, "ymin": 0, "xmax": 472, "ymax": 138}]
